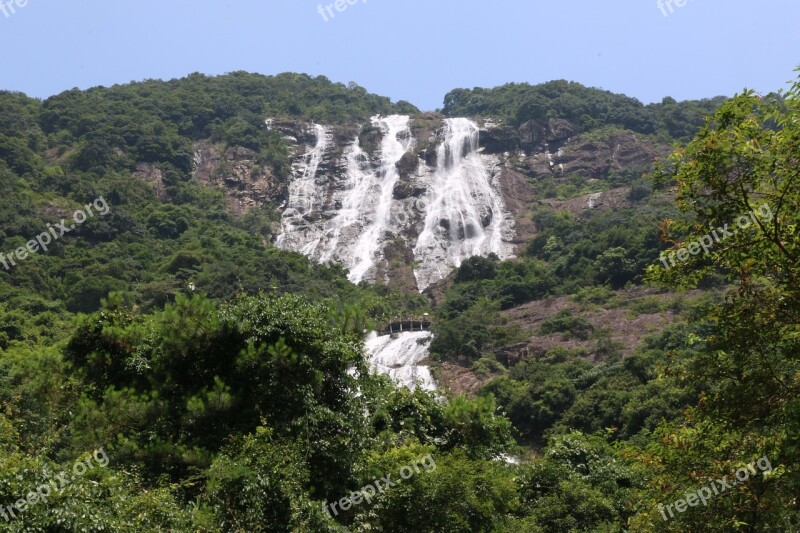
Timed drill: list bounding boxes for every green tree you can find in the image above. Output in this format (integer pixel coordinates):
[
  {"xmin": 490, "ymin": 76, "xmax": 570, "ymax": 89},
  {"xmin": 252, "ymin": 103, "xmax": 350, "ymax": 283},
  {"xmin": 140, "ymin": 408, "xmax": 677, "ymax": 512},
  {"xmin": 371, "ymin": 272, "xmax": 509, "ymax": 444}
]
[
  {"xmin": 637, "ymin": 72, "xmax": 800, "ymax": 530},
  {"xmin": 65, "ymin": 293, "xmax": 370, "ymax": 492}
]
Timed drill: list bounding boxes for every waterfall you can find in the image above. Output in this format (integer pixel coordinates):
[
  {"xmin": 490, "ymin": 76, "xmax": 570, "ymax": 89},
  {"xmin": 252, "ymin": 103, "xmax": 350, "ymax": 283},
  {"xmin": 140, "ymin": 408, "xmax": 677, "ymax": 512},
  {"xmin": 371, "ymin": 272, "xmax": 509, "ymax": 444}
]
[
  {"xmin": 315, "ymin": 138, "xmax": 370, "ymax": 264},
  {"xmin": 275, "ymin": 116, "xmax": 514, "ymax": 290},
  {"xmin": 318, "ymin": 115, "xmax": 413, "ymax": 284},
  {"xmin": 275, "ymin": 124, "xmax": 330, "ymax": 253},
  {"xmin": 412, "ymin": 118, "xmax": 512, "ymax": 290},
  {"xmin": 347, "ymin": 115, "xmax": 413, "ymax": 283},
  {"xmin": 365, "ymin": 331, "xmax": 436, "ymax": 391}
]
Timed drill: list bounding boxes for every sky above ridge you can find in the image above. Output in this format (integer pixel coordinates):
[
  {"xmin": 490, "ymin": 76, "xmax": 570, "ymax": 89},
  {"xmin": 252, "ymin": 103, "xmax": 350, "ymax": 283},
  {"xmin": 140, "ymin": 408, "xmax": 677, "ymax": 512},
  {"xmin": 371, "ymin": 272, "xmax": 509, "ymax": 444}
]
[{"xmin": 1, "ymin": 0, "xmax": 798, "ymax": 110}]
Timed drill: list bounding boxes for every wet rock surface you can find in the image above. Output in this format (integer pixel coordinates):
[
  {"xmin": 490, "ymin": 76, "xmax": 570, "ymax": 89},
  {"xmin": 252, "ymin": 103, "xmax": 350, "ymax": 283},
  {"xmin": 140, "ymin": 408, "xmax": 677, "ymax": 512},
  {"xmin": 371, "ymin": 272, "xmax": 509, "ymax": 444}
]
[{"xmin": 250, "ymin": 115, "xmax": 666, "ymax": 291}]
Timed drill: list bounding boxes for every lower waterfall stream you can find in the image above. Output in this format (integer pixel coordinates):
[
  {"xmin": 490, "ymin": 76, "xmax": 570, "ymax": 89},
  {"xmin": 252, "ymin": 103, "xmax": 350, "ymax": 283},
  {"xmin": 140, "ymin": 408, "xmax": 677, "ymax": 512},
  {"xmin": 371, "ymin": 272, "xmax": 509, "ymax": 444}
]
[{"xmin": 365, "ymin": 331, "xmax": 436, "ymax": 391}]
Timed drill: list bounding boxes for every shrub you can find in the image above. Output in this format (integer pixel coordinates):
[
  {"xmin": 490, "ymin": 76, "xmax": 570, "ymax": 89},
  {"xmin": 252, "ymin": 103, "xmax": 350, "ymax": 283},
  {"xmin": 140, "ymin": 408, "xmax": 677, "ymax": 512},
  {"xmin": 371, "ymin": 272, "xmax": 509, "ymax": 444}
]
[{"xmin": 539, "ymin": 310, "xmax": 594, "ymax": 340}]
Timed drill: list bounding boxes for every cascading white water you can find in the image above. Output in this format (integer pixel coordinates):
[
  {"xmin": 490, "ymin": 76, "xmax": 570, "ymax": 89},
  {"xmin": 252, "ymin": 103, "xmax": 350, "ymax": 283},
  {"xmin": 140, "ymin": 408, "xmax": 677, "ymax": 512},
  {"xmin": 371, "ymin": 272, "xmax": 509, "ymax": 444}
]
[
  {"xmin": 314, "ymin": 139, "xmax": 370, "ymax": 264},
  {"xmin": 275, "ymin": 116, "xmax": 514, "ymax": 290},
  {"xmin": 413, "ymin": 118, "xmax": 513, "ymax": 290},
  {"xmin": 348, "ymin": 115, "xmax": 413, "ymax": 283},
  {"xmin": 317, "ymin": 115, "xmax": 413, "ymax": 283},
  {"xmin": 365, "ymin": 331, "xmax": 436, "ymax": 391},
  {"xmin": 275, "ymin": 124, "xmax": 330, "ymax": 252}
]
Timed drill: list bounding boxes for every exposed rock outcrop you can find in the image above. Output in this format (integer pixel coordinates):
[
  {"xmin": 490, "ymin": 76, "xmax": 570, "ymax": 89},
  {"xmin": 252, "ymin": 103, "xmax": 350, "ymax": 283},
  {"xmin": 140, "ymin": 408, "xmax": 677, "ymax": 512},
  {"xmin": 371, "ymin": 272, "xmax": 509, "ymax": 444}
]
[
  {"xmin": 274, "ymin": 115, "xmax": 516, "ymax": 292},
  {"xmin": 520, "ymin": 131, "xmax": 663, "ymax": 181},
  {"xmin": 195, "ymin": 114, "xmax": 665, "ymax": 292},
  {"xmin": 192, "ymin": 143, "xmax": 274, "ymax": 215}
]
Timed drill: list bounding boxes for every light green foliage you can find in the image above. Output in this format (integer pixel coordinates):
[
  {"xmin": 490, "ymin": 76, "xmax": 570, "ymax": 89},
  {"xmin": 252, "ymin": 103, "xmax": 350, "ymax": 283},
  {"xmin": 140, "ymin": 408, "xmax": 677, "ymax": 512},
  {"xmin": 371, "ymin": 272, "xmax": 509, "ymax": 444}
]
[
  {"xmin": 539, "ymin": 310, "xmax": 594, "ymax": 340},
  {"xmin": 443, "ymin": 80, "xmax": 725, "ymax": 141},
  {"xmin": 481, "ymin": 322, "xmax": 700, "ymax": 445},
  {"xmin": 352, "ymin": 446, "xmax": 521, "ymax": 533},
  {"xmin": 430, "ymin": 297, "xmax": 524, "ymax": 360},
  {"xmin": 2, "ymin": 69, "xmax": 794, "ymax": 531},
  {"xmin": 0, "ymin": 451, "xmax": 199, "ymax": 531},
  {"xmin": 634, "ymin": 72, "xmax": 800, "ymax": 530}
]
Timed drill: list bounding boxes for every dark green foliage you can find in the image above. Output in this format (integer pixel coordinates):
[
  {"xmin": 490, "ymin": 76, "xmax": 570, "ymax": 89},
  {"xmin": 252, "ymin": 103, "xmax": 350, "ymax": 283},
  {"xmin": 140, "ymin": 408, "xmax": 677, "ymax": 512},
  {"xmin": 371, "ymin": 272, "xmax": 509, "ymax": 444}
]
[
  {"xmin": 538, "ymin": 310, "xmax": 594, "ymax": 340},
  {"xmin": 516, "ymin": 432, "xmax": 642, "ymax": 531},
  {"xmin": 64, "ymin": 293, "xmax": 369, "ymax": 485},
  {"xmin": 430, "ymin": 297, "xmax": 524, "ymax": 360},
  {"xmin": 440, "ymin": 395, "xmax": 516, "ymax": 460},
  {"xmin": 65, "ymin": 275, "xmax": 128, "ymax": 313},
  {"xmin": 481, "ymin": 322, "xmax": 702, "ymax": 445},
  {"xmin": 443, "ymin": 80, "xmax": 725, "ymax": 141},
  {"xmin": 352, "ymin": 447, "xmax": 521, "ymax": 532},
  {"xmin": 0, "ymin": 451, "xmax": 199, "ymax": 531},
  {"xmin": 40, "ymin": 72, "xmax": 415, "ymax": 177},
  {"xmin": 454, "ymin": 254, "xmax": 499, "ymax": 283},
  {"xmin": 205, "ymin": 427, "xmax": 337, "ymax": 532},
  {"xmin": 484, "ymin": 356, "xmax": 586, "ymax": 445},
  {"xmin": 432, "ymin": 257, "xmax": 556, "ymax": 355},
  {"xmin": 0, "ymin": 133, "xmax": 42, "ymax": 175},
  {"xmin": 525, "ymin": 201, "xmax": 676, "ymax": 292},
  {"xmin": 0, "ymin": 140, "xmax": 414, "ymax": 346},
  {"xmin": 1, "ymin": 69, "xmax": 792, "ymax": 531}
]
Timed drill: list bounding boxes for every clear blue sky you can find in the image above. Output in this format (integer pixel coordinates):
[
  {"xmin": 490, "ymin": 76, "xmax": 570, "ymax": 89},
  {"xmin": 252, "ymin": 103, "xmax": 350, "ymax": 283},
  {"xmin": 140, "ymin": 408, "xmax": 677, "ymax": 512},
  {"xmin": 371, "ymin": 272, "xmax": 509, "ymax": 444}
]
[{"xmin": 1, "ymin": 0, "xmax": 798, "ymax": 110}]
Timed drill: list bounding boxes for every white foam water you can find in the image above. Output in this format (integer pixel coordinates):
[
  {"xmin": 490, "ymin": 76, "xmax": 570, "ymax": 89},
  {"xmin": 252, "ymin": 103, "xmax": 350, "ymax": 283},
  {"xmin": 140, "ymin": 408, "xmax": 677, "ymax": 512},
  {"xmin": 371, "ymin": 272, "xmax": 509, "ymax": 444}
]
[
  {"xmin": 336, "ymin": 115, "xmax": 413, "ymax": 283},
  {"xmin": 365, "ymin": 331, "xmax": 436, "ymax": 391},
  {"xmin": 276, "ymin": 116, "xmax": 514, "ymax": 290},
  {"xmin": 275, "ymin": 123, "xmax": 330, "ymax": 253},
  {"xmin": 413, "ymin": 118, "xmax": 513, "ymax": 290}
]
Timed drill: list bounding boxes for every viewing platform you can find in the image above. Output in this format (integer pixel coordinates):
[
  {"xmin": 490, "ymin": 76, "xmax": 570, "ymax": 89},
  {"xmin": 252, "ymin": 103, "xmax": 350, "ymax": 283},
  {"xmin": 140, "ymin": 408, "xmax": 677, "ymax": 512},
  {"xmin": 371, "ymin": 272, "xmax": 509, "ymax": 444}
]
[{"xmin": 379, "ymin": 316, "xmax": 432, "ymax": 336}]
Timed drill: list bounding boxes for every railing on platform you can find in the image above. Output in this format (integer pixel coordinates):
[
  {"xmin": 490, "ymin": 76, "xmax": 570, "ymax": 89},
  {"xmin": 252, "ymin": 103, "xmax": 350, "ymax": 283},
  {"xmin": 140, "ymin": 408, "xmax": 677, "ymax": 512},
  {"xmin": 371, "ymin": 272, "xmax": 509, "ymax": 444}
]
[{"xmin": 379, "ymin": 317, "xmax": 432, "ymax": 336}]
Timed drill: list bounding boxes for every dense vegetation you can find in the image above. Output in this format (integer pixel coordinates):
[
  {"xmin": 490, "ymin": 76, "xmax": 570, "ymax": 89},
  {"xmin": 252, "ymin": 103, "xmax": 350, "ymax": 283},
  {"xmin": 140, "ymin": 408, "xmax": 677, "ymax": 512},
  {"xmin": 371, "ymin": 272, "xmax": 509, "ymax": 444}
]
[
  {"xmin": 0, "ymin": 70, "xmax": 798, "ymax": 531},
  {"xmin": 0, "ymin": 72, "xmax": 425, "ymax": 350},
  {"xmin": 5, "ymin": 71, "xmax": 418, "ymax": 188},
  {"xmin": 427, "ymin": 182, "xmax": 684, "ymax": 365},
  {"xmin": 443, "ymin": 80, "xmax": 726, "ymax": 141}
]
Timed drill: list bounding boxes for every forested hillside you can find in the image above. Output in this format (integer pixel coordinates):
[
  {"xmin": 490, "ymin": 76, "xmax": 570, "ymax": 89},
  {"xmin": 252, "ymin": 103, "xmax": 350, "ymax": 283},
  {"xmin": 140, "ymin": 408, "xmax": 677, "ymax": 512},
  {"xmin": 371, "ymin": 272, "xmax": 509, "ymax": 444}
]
[
  {"xmin": 443, "ymin": 80, "xmax": 726, "ymax": 141},
  {"xmin": 0, "ymin": 70, "xmax": 798, "ymax": 531}
]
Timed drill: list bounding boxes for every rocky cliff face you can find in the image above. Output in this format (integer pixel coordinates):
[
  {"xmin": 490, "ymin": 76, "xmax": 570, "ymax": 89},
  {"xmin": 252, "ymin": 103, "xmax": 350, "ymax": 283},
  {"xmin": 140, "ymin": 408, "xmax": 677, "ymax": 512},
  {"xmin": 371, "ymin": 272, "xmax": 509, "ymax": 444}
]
[
  {"xmin": 192, "ymin": 142, "xmax": 275, "ymax": 215},
  {"xmin": 191, "ymin": 115, "xmax": 665, "ymax": 292},
  {"xmin": 272, "ymin": 115, "xmax": 518, "ymax": 292},
  {"xmin": 481, "ymin": 117, "xmax": 661, "ymax": 180}
]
